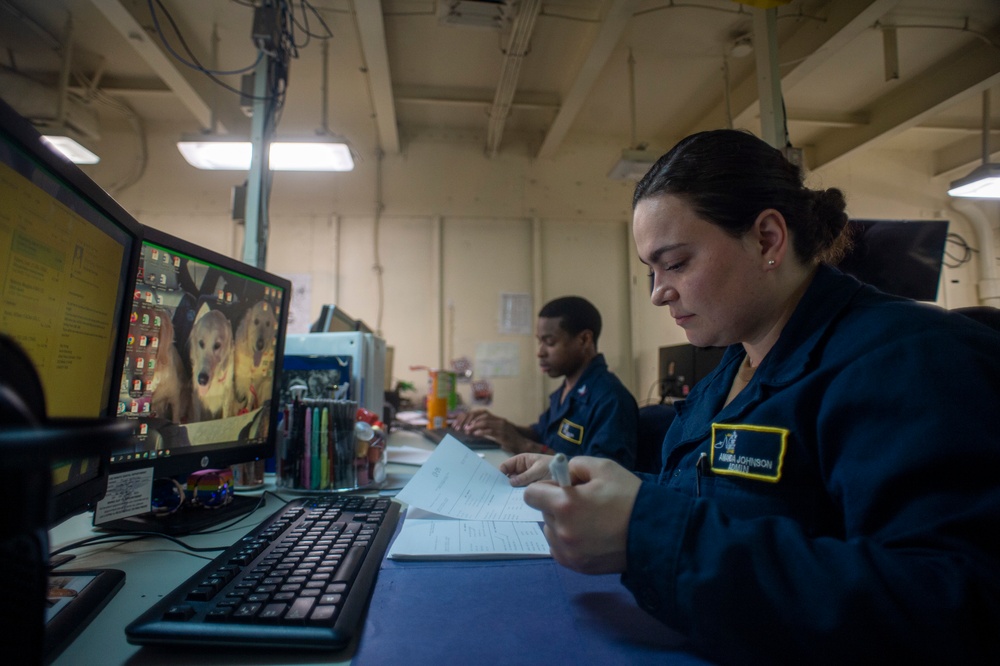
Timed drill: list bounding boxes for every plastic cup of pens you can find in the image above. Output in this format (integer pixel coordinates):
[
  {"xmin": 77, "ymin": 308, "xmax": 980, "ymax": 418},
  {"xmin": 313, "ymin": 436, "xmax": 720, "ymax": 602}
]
[{"xmin": 275, "ymin": 398, "xmax": 387, "ymax": 492}]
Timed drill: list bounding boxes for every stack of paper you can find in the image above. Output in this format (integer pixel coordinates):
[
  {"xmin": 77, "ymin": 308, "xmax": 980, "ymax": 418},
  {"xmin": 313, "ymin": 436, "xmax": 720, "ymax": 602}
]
[{"xmin": 387, "ymin": 436, "xmax": 551, "ymax": 560}]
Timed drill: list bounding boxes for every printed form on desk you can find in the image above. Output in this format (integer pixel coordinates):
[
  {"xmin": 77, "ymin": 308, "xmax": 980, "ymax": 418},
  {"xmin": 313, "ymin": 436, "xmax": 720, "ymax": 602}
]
[{"xmin": 388, "ymin": 435, "xmax": 550, "ymax": 560}]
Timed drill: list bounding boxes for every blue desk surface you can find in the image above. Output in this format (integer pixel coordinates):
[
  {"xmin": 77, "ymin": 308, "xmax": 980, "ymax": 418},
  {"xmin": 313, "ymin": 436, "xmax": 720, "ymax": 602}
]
[{"xmin": 354, "ymin": 555, "xmax": 711, "ymax": 665}]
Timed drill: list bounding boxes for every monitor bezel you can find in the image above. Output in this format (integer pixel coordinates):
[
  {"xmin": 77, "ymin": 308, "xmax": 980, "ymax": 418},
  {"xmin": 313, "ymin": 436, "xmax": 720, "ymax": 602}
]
[
  {"xmin": 0, "ymin": 98, "xmax": 142, "ymax": 525},
  {"xmin": 109, "ymin": 225, "xmax": 292, "ymax": 481}
]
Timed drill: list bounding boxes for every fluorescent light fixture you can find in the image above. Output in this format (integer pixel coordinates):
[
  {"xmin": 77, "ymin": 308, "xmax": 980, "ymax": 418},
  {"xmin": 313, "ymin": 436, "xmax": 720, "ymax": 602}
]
[
  {"xmin": 177, "ymin": 137, "xmax": 354, "ymax": 171},
  {"xmin": 269, "ymin": 141, "xmax": 353, "ymax": 171},
  {"xmin": 947, "ymin": 163, "xmax": 1000, "ymax": 199},
  {"xmin": 607, "ymin": 148, "xmax": 659, "ymax": 181},
  {"xmin": 41, "ymin": 135, "xmax": 100, "ymax": 164},
  {"xmin": 177, "ymin": 140, "xmax": 252, "ymax": 170}
]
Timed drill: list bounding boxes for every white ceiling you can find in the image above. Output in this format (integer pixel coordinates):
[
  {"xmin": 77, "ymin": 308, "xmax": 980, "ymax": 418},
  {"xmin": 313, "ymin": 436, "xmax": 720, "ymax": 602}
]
[{"xmin": 1, "ymin": 0, "xmax": 998, "ymax": 179}]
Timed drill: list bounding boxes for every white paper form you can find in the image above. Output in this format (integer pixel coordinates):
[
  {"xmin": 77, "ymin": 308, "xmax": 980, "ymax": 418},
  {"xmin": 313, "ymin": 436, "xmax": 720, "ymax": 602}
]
[
  {"xmin": 387, "ymin": 519, "xmax": 550, "ymax": 560},
  {"xmin": 395, "ymin": 435, "xmax": 543, "ymax": 522}
]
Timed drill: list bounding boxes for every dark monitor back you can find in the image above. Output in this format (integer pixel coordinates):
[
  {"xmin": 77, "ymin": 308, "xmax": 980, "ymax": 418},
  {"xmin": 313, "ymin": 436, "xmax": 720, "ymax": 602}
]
[{"xmin": 836, "ymin": 219, "xmax": 949, "ymax": 301}]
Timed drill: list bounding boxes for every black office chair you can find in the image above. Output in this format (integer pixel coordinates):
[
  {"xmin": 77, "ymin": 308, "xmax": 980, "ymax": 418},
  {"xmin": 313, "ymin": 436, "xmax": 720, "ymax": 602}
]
[{"xmin": 635, "ymin": 403, "xmax": 677, "ymax": 474}]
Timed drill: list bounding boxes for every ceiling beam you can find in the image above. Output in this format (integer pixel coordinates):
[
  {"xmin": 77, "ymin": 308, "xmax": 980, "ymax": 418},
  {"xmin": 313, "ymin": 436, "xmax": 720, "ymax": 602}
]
[
  {"xmin": 934, "ymin": 131, "xmax": 1000, "ymax": 177},
  {"xmin": 918, "ymin": 119, "xmax": 1000, "ymax": 133},
  {"xmin": 353, "ymin": 0, "xmax": 399, "ymax": 155},
  {"xmin": 809, "ymin": 32, "xmax": 1000, "ymax": 171},
  {"xmin": 784, "ymin": 111, "xmax": 1000, "ymax": 133},
  {"xmin": 537, "ymin": 0, "xmax": 643, "ymax": 159},
  {"xmin": 395, "ymin": 84, "xmax": 560, "ymax": 110},
  {"xmin": 785, "ymin": 110, "xmax": 870, "ymax": 128},
  {"xmin": 685, "ymin": 0, "xmax": 901, "ymax": 136},
  {"xmin": 88, "ymin": 0, "xmax": 245, "ymax": 134}
]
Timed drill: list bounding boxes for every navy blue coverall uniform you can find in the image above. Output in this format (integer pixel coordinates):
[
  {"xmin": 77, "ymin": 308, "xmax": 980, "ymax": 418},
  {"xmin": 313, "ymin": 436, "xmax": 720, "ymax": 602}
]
[
  {"xmin": 531, "ymin": 353, "xmax": 638, "ymax": 470},
  {"xmin": 622, "ymin": 265, "xmax": 1000, "ymax": 664}
]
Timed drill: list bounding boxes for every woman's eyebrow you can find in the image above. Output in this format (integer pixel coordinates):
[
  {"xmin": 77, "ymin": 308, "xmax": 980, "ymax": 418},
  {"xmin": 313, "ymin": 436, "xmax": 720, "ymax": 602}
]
[{"xmin": 648, "ymin": 243, "xmax": 687, "ymax": 264}]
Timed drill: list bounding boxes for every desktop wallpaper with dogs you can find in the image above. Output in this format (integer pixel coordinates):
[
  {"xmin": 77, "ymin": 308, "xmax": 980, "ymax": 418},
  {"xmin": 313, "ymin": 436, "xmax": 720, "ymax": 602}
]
[{"xmin": 115, "ymin": 241, "xmax": 283, "ymax": 461}]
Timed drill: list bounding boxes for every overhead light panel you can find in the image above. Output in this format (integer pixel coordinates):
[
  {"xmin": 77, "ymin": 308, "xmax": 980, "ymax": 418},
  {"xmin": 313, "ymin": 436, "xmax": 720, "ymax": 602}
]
[
  {"xmin": 608, "ymin": 50, "xmax": 659, "ymax": 181},
  {"xmin": 269, "ymin": 141, "xmax": 354, "ymax": 171},
  {"xmin": 177, "ymin": 137, "xmax": 354, "ymax": 171},
  {"xmin": 729, "ymin": 35, "xmax": 753, "ymax": 59},
  {"xmin": 177, "ymin": 139, "xmax": 250, "ymax": 170},
  {"xmin": 41, "ymin": 135, "xmax": 100, "ymax": 164},
  {"xmin": 947, "ymin": 163, "xmax": 1000, "ymax": 199},
  {"xmin": 607, "ymin": 148, "xmax": 659, "ymax": 181},
  {"xmin": 949, "ymin": 90, "xmax": 1000, "ymax": 199}
]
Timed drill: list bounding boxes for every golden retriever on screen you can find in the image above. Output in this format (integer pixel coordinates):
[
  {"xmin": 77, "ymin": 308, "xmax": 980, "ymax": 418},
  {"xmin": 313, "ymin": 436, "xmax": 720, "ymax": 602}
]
[
  {"xmin": 188, "ymin": 308, "xmax": 235, "ymax": 421},
  {"xmin": 234, "ymin": 300, "xmax": 278, "ymax": 412},
  {"xmin": 149, "ymin": 312, "xmax": 190, "ymax": 422}
]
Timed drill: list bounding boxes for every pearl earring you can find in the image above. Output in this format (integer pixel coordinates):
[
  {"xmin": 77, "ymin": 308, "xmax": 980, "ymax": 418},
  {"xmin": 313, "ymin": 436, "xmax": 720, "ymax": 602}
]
[{"xmin": 767, "ymin": 260, "xmax": 775, "ymax": 266}]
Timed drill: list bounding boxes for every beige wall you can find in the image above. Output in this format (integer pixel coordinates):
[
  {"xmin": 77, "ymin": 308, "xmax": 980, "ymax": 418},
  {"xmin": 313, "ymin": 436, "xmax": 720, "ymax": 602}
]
[{"xmin": 87, "ymin": 121, "xmax": 999, "ymax": 423}]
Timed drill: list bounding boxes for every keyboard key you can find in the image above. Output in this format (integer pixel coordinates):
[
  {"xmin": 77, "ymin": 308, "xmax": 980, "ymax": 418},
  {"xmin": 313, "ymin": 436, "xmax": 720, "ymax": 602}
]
[
  {"xmin": 258, "ymin": 603, "xmax": 287, "ymax": 622},
  {"xmin": 163, "ymin": 604, "xmax": 195, "ymax": 621},
  {"xmin": 333, "ymin": 546, "xmax": 366, "ymax": 583},
  {"xmin": 205, "ymin": 608, "xmax": 233, "ymax": 622},
  {"xmin": 285, "ymin": 597, "xmax": 315, "ymax": 622},
  {"xmin": 308, "ymin": 605, "xmax": 338, "ymax": 626},
  {"xmin": 233, "ymin": 603, "xmax": 261, "ymax": 621}
]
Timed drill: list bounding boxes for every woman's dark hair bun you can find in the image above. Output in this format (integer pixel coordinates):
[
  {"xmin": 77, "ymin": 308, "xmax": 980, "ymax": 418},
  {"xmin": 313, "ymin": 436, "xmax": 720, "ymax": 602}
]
[{"xmin": 634, "ymin": 130, "xmax": 853, "ymax": 264}]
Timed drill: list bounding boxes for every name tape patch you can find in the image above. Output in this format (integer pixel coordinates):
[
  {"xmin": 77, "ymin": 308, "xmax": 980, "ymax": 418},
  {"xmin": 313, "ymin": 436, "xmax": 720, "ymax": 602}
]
[
  {"xmin": 710, "ymin": 423, "xmax": 788, "ymax": 482},
  {"xmin": 558, "ymin": 419, "xmax": 584, "ymax": 446}
]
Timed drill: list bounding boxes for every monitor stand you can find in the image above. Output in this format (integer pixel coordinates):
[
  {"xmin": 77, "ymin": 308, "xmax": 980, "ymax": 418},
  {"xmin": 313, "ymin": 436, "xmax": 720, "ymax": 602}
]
[
  {"xmin": 45, "ymin": 568, "xmax": 125, "ymax": 662},
  {"xmin": 96, "ymin": 493, "xmax": 262, "ymax": 536}
]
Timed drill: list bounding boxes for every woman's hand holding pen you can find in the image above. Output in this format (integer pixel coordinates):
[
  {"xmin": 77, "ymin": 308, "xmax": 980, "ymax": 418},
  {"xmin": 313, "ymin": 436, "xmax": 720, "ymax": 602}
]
[
  {"xmin": 521, "ymin": 456, "xmax": 641, "ymax": 575},
  {"xmin": 500, "ymin": 453, "xmax": 553, "ymax": 486}
]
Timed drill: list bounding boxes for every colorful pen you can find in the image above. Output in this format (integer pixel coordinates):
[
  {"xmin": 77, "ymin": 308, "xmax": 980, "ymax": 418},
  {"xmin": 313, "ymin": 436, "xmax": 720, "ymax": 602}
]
[
  {"xmin": 311, "ymin": 406, "xmax": 321, "ymax": 490},
  {"xmin": 303, "ymin": 407, "xmax": 312, "ymax": 489},
  {"xmin": 320, "ymin": 407, "xmax": 329, "ymax": 490}
]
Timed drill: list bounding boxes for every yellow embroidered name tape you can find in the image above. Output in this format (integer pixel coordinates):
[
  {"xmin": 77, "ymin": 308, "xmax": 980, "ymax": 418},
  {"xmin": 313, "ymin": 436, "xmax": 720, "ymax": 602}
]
[
  {"xmin": 557, "ymin": 418, "xmax": 584, "ymax": 445},
  {"xmin": 710, "ymin": 423, "xmax": 788, "ymax": 482}
]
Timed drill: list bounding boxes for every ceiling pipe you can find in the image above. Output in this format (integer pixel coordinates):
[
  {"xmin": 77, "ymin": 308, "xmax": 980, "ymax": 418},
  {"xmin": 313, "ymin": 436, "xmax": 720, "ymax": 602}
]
[
  {"xmin": 486, "ymin": 0, "xmax": 541, "ymax": 157},
  {"xmin": 55, "ymin": 17, "xmax": 74, "ymax": 128}
]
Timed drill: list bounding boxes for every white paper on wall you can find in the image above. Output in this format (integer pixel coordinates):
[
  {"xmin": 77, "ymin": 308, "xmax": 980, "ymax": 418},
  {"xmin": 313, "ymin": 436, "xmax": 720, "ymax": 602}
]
[
  {"xmin": 281, "ymin": 273, "xmax": 312, "ymax": 334},
  {"xmin": 498, "ymin": 292, "xmax": 532, "ymax": 335},
  {"xmin": 475, "ymin": 341, "xmax": 520, "ymax": 377}
]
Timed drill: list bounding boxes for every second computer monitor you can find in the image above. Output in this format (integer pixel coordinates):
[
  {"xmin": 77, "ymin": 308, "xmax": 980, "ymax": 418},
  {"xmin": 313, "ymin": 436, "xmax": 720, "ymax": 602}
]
[{"xmin": 109, "ymin": 227, "xmax": 291, "ymax": 486}]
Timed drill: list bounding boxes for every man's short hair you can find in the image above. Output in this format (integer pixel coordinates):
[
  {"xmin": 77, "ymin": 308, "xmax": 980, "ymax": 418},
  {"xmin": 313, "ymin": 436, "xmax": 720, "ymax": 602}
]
[{"xmin": 539, "ymin": 296, "xmax": 602, "ymax": 345}]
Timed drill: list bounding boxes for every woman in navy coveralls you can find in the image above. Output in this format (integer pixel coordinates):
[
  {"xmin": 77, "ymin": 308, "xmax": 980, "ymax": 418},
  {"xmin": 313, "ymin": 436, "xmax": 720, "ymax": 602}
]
[{"xmin": 501, "ymin": 130, "xmax": 1000, "ymax": 665}]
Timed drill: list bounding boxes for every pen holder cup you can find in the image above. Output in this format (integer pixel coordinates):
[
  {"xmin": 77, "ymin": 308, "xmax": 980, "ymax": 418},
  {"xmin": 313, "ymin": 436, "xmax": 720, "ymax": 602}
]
[{"xmin": 275, "ymin": 399, "xmax": 386, "ymax": 492}]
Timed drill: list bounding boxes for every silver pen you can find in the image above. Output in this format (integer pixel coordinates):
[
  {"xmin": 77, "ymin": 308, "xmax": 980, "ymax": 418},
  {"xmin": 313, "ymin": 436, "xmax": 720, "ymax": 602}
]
[{"xmin": 548, "ymin": 452, "xmax": 572, "ymax": 487}]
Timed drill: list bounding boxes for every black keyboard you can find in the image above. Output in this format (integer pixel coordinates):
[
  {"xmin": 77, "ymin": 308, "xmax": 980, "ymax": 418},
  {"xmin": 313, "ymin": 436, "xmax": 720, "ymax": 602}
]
[
  {"xmin": 422, "ymin": 426, "xmax": 500, "ymax": 450},
  {"xmin": 126, "ymin": 494, "xmax": 400, "ymax": 651}
]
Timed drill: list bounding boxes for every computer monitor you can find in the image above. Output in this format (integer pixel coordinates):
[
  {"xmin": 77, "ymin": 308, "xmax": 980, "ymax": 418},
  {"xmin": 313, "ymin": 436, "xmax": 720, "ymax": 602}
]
[
  {"xmin": 836, "ymin": 219, "xmax": 949, "ymax": 301},
  {"xmin": 0, "ymin": 98, "xmax": 140, "ymax": 518},
  {"xmin": 0, "ymin": 97, "xmax": 139, "ymax": 662},
  {"xmin": 657, "ymin": 344, "xmax": 726, "ymax": 401},
  {"xmin": 310, "ymin": 303, "xmax": 357, "ymax": 333},
  {"xmin": 102, "ymin": 226, "xmax": 291, "ymax": 534}
]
